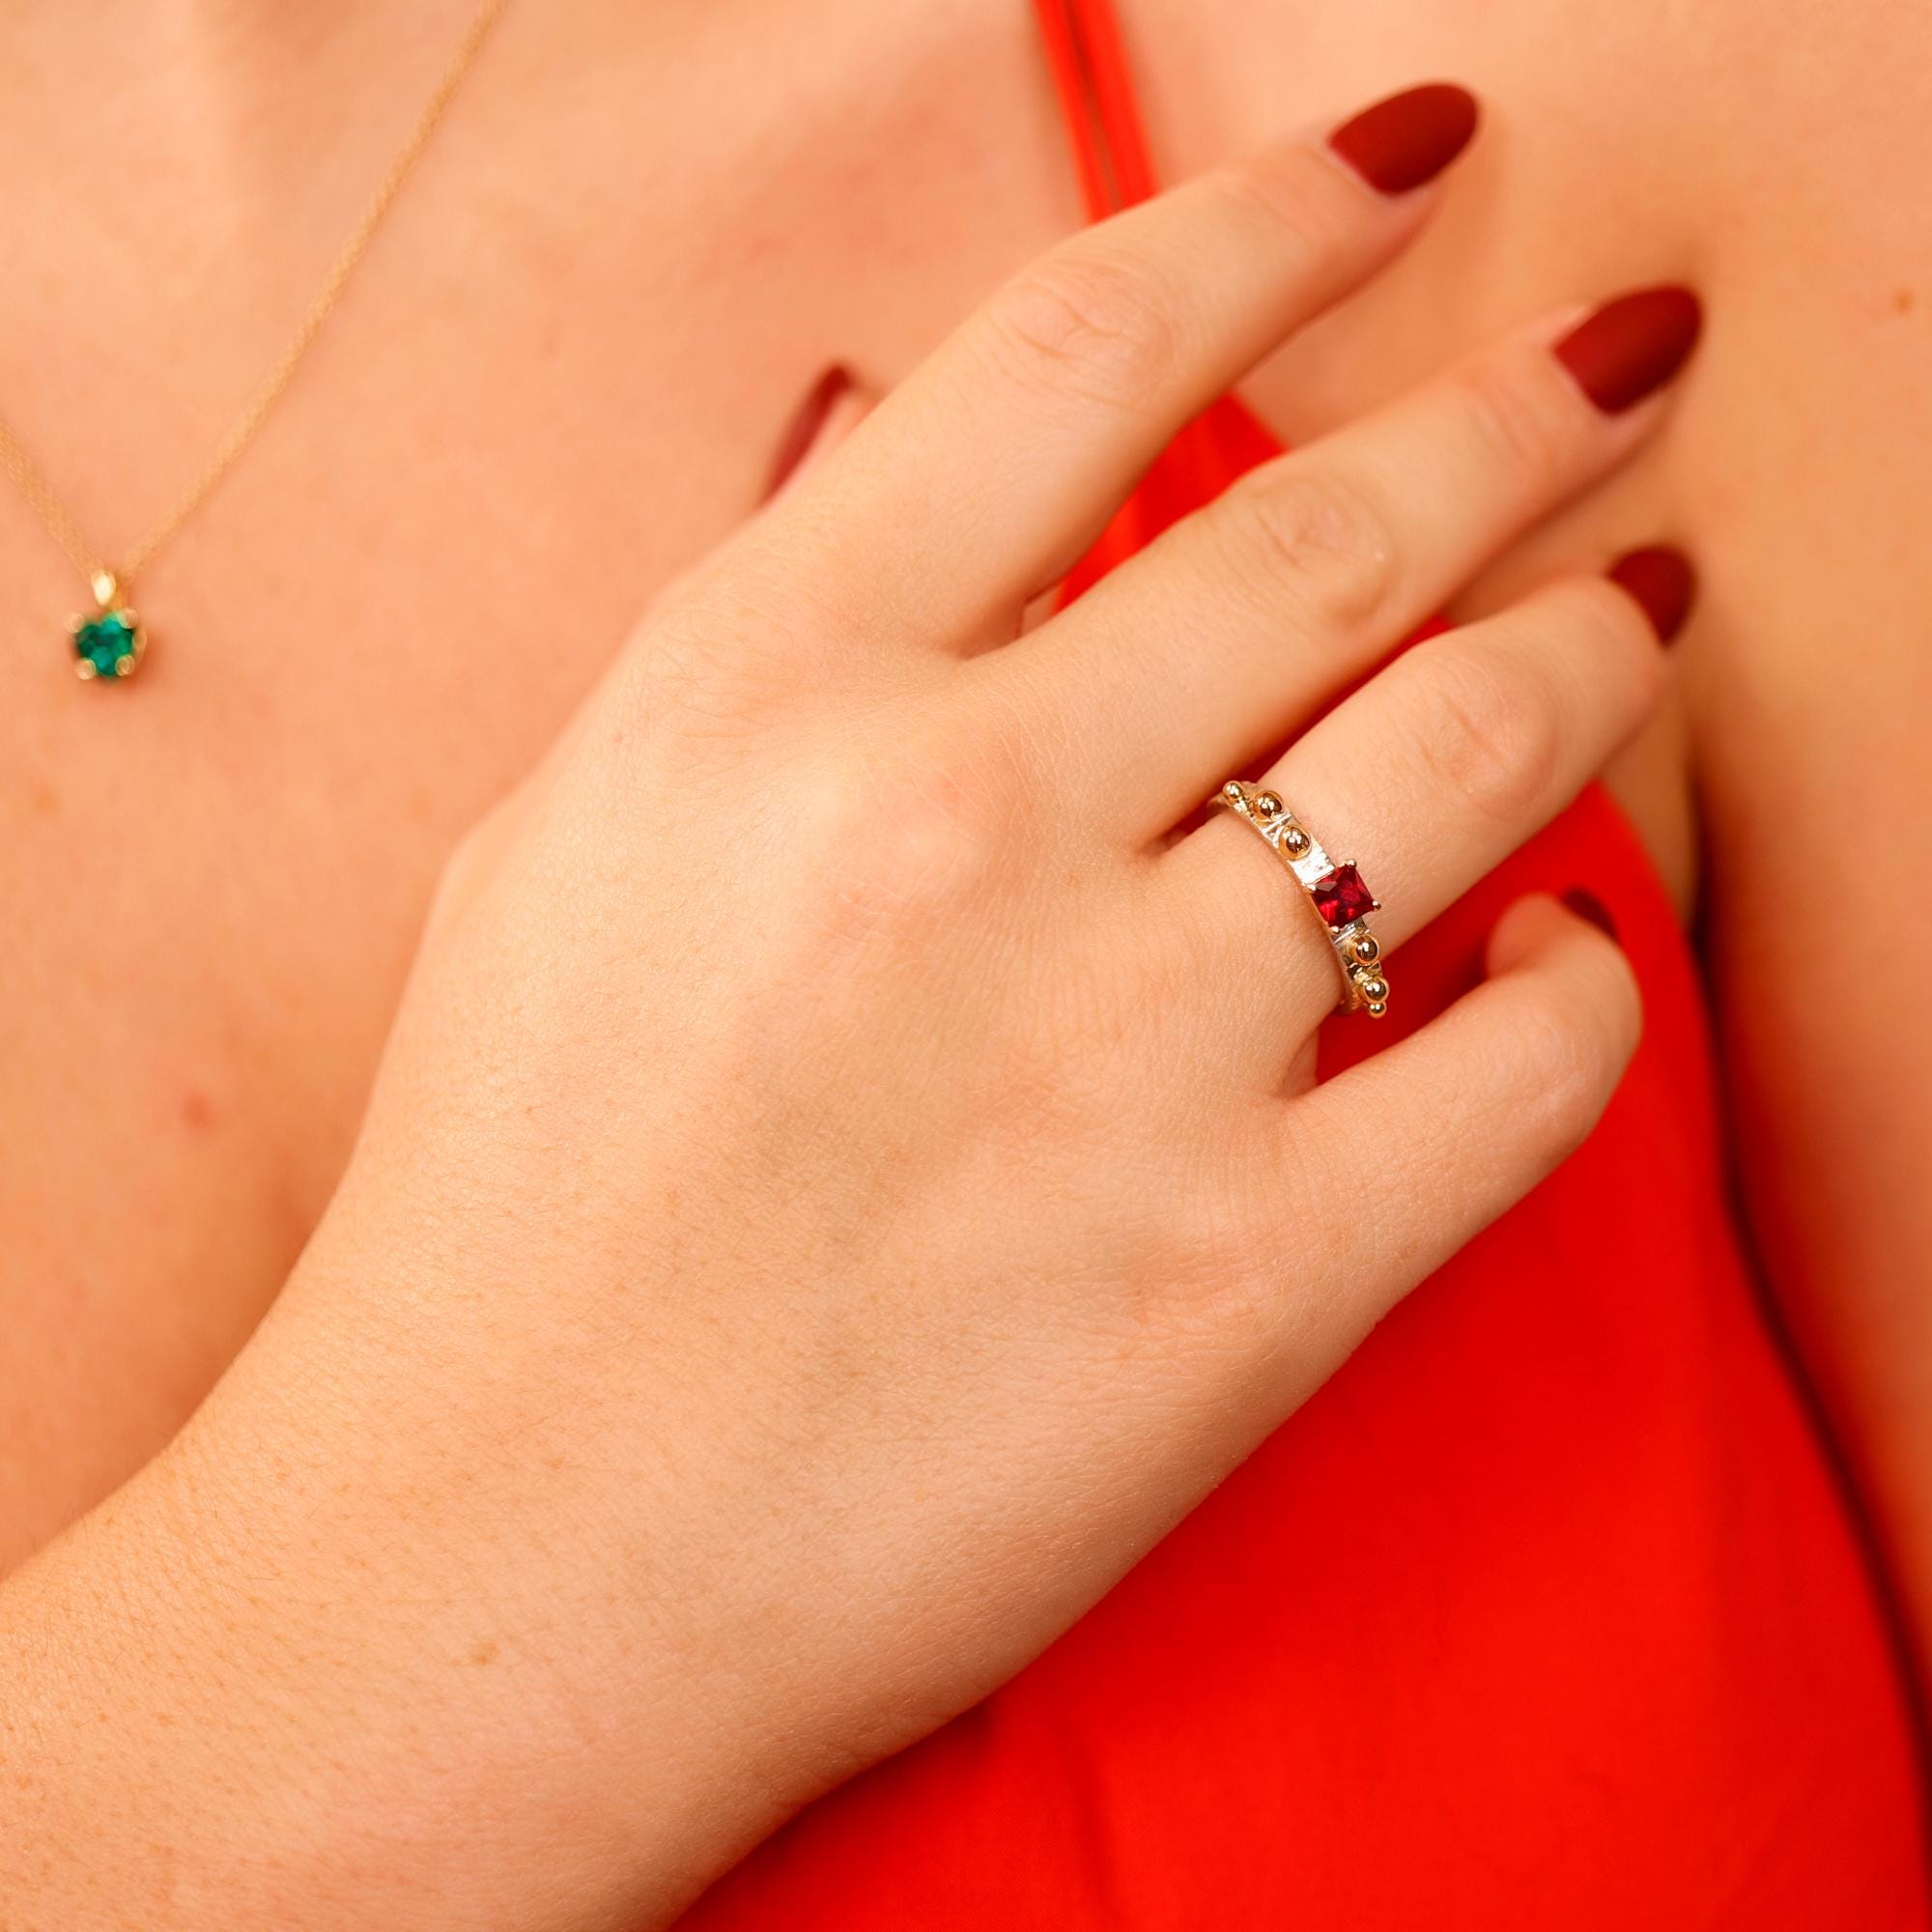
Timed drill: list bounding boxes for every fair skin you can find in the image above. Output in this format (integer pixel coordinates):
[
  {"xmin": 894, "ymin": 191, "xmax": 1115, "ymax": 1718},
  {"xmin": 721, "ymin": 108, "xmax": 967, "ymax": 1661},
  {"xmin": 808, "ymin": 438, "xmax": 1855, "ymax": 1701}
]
[
  {"xmin": 2, "ymin": 0, "xmax": 1929, "ymax": 1918},
  {"xmin": 6, "ymin": 95, "xmax": 1678, "ymax": 1926},
  {"xmin": 5, "ymin": 0, "xmax": 1930, "ymax": 1604}
]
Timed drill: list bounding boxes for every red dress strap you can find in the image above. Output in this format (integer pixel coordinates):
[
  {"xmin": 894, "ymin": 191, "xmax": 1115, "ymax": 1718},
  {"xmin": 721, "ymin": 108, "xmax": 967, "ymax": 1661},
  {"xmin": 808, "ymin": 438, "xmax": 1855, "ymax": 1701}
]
[
  {"xmin": 1033, "ymin": 0, "xmax": 1159, "ymax": 216},
  {"xmin": 1033, "ymin": 0, "xmax": 1282, "ymax": 597}
]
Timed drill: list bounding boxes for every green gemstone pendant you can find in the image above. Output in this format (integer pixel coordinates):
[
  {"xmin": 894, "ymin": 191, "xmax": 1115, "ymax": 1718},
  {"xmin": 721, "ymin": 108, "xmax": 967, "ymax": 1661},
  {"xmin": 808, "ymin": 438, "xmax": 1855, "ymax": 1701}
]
[{"xmin": 70, "ymin": 571, "xmax": 146, "ymax": 683}]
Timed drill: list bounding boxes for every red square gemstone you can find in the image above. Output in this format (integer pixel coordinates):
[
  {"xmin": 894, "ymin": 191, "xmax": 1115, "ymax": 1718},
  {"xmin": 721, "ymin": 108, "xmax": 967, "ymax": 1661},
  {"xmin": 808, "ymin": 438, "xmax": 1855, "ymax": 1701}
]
[{"xmin": 1311, "ymin": 864, "xmax": 1375, "ymax": 928}]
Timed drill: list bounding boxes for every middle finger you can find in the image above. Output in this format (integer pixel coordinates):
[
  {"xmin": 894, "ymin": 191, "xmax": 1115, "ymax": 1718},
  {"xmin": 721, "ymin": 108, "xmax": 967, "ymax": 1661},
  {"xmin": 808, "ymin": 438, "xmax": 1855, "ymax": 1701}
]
[{"xmin": 994, "ymin": 285, "xmax": 1699, "ymax": 841}]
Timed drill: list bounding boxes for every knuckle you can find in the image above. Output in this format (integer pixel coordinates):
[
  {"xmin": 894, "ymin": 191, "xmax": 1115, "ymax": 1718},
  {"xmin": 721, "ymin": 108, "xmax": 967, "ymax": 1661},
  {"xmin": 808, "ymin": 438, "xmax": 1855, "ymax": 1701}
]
[
  {"xmin": 1220, "ymin": 465, "xmax": 1403, "ymax": 632},
  {"xmin": 1450, "ymin": 351, "xmax": 1571, "ymax": 496},
  {"xmin": 786, "ymin": 732, "xmax": 1031, "ymax": 949},
  {"xmin": 1405, "ymin": 642, "xmax": 1562, "ymax": 829},
  {"xmin": 981, "ymin": 246, "xmax": 1185, "ymax": 410}
]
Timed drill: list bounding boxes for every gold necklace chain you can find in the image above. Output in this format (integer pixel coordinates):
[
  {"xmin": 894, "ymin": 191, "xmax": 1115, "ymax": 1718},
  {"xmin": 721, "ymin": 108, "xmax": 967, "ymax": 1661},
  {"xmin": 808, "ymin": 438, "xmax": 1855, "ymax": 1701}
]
[{"xmin": 0, "ymin": 0, "xmax": 509, "ymax": 680}]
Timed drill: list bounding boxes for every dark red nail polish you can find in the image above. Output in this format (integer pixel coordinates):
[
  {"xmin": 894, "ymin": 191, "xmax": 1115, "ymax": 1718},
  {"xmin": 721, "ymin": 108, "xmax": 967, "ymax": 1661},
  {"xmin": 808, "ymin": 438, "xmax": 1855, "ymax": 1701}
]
[
  {"xmin": 1606, "ymin": 545, "xmax": 1696, "ymax": 644},
  {"xmin": 1327, "ymin": 83, "xmax": 1479, "ymax": 195},
  {"xmin": 1554, "ymin": 287, "xmax": 1702, "ymax": 414},
  {"xmin": 1562, "ymin": 888, "xmax": 1620, "ymax": 943},
  {"xmin": 761, "ymin": 363, "xmax": 853, "ymax": 502}
]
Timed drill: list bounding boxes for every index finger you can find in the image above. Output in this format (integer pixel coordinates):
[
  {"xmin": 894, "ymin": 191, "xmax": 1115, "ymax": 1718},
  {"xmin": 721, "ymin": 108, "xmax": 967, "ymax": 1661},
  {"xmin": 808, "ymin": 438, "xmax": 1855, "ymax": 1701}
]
[{"xmin": 773, "ymin": 83, "xmax": 1479, "ymax": 651}]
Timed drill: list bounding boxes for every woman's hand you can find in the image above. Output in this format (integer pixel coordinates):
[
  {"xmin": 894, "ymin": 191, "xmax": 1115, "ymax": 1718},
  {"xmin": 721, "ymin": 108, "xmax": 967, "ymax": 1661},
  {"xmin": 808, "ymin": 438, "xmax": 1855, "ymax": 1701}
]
[{"xmin": 4, "ymin": 86, "xmax": 1694, "ymax": 1931}]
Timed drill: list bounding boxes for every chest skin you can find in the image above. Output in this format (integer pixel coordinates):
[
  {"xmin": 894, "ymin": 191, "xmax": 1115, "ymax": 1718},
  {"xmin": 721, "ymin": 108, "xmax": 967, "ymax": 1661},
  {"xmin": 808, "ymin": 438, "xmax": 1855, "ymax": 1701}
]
[{"xmin": 4, "ymin": 0, "xmax": 1925, "ymax": 1571}]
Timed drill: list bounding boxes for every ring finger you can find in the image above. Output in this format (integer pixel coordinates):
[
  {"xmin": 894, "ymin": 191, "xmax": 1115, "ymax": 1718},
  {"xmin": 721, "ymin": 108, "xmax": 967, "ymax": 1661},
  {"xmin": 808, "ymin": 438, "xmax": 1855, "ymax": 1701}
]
[{"xmin": 1153, "ymin": 557, "xmax": 1683, "ymax": 1046}]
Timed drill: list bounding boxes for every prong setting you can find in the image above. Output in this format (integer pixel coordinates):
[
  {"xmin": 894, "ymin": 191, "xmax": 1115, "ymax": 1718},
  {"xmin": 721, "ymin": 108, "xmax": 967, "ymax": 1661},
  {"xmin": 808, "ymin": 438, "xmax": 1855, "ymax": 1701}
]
[
  {"xmin": 71, "ymin": 600, "xmax": 147, "ymax": 683},
  {"xmin": 1212, "ymin": 781, "xmax": 1390, "ymax": 1019}
]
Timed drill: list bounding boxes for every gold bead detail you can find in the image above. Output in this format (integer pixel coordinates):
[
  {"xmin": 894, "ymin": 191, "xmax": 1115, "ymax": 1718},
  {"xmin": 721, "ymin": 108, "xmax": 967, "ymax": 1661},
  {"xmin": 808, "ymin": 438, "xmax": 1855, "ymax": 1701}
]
[
  {"xmin": 1367, "ymin": 1000, "xmax": 1388, "ymax": 1019},
  {"xmin": 1362, "ymin": 977, "xmax": 1388, "ymax": 1003},
  {"xmin": 1284, "ymin": 827, "xmax": 1310, "ymax": 856}
]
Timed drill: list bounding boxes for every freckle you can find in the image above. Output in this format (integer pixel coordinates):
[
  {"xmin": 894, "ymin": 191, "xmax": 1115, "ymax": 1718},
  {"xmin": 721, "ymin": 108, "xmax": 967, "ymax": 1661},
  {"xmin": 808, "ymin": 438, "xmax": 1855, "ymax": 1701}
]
[
  {"xmin": 469, "ymin": 1640, "xmax": 500, "ymax": 1666},
  {"xmin": 30, "ymin": 781, "xmax": 58, "ymax": 816},
  {"xmin": 180, "ymin": 1087, "xmax": 216, "ymax": 1132},
  {"xmin": 1894, "ymin": 287, "xmax": 1917, "ymax": 315}
]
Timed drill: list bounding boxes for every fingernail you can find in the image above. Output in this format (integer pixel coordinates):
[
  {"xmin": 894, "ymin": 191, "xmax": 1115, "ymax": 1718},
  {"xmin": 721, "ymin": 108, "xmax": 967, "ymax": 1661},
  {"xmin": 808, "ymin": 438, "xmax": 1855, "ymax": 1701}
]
[
  {"xmin": 1606, "ymin": 544, "xmax": 1696, "ymax": 644},
  {"xmin": 761, "ymin": 364, "xmax": 854, "ymax": 502},
  {"xmin": 1327, "ymin": 83, "xmax": 1479, "ymax": 195},
  {"xmin": 1554, "ymin": 286, "xmax": 1702, "ymax": 414},
  {"xmin": 1562, "ymin": 887, "xmax": 1620, "ymax": 943}
]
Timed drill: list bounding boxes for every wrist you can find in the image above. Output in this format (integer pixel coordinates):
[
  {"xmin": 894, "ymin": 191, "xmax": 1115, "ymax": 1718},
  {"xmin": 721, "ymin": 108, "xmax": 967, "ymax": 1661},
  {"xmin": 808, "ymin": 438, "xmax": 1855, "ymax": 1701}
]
[{"xmin": 0, "ymin": 1281, "xmax": 785, "ymax": 1931}]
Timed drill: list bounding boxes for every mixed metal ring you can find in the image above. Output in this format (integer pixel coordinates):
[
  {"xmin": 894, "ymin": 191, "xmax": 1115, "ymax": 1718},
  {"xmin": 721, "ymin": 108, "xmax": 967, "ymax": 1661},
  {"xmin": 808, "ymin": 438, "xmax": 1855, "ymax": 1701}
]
[{"xmin": 1213, "ymin": 780, "xmax": 1391, "ymax": 1019}]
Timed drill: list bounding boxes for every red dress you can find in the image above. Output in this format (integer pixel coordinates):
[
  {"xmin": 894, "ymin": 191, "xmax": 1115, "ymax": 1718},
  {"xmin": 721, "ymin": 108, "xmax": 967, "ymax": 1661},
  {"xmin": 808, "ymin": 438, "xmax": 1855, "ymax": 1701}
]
[{"xmin": 682, "ymin": 5, "xmax": 1930, "ymax": 1920}]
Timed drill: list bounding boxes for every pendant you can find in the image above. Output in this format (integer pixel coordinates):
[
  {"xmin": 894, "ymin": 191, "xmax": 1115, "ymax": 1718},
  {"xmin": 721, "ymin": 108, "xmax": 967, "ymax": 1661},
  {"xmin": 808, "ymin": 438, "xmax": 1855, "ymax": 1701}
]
[{"xmin": 70, "ymin": 570, "xmax": 147, "ymax": 682}]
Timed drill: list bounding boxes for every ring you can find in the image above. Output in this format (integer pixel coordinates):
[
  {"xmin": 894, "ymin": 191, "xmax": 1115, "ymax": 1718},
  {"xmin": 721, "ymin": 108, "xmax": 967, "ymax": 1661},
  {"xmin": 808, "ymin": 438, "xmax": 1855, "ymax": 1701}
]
[{"xmin": 1213, "ymin": 781, "xmax": 1391, "ymax": 1019}]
